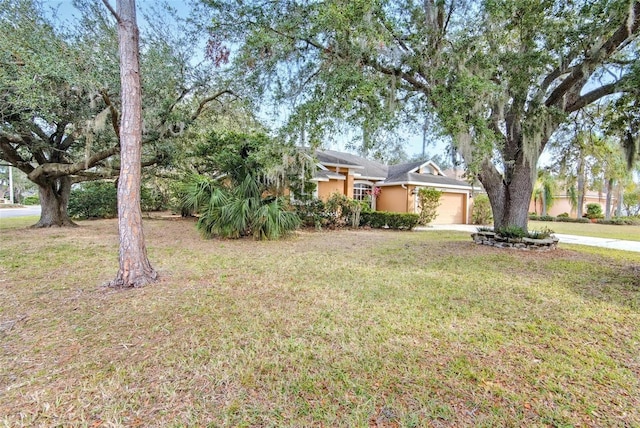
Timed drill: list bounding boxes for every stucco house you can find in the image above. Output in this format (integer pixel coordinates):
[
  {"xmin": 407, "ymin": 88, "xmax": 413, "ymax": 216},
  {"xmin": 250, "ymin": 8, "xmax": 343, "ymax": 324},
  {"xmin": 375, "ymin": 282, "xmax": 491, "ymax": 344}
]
[
  {"xmin": 529, "ymin": 190, "xmax": 616, "ymax": 218},
  {"xmin": 311, "ymin": 150, "xmax": 474, "ymax": 224}
]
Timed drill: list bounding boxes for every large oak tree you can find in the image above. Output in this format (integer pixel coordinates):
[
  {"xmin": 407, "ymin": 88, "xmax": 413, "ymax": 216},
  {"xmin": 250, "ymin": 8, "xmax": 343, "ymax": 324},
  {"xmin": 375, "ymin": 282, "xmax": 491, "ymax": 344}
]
[
  {"xmin": 0, "ymin": 0, "xmax": 233, "ymax": 227},
  {"xmin": 205, "ymin": 0, "xmax": 639, "ymax": 230}
]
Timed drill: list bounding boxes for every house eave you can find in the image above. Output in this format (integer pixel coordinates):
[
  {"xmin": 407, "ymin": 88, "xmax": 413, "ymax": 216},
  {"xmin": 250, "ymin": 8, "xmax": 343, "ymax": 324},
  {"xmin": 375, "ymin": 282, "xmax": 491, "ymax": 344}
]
[{"xmin": 376, "ymin": 181, "xmax": 473, "ymax": 191}]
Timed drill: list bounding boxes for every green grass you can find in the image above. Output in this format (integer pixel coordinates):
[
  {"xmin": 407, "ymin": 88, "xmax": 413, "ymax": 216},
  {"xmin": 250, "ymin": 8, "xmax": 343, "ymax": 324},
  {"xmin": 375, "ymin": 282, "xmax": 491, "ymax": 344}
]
[
  {"xmin": 0, "ymin": 215, "xmax": 40, "ymax": 230},
  {"xmin": 1, "ymin": 218, "xmax": 639, "ymax": 427},
  {"xmin": 529, "ymin": 220, "xmax": 640, "ymax": 241}
]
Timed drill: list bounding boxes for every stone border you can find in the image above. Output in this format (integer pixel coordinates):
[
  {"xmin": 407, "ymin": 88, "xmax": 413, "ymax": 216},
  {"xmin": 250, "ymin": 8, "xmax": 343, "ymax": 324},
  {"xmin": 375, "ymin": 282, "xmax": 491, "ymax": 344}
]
[{"xmin": 471, "ymin": 231, "xmax": 559, "ymax": 251}]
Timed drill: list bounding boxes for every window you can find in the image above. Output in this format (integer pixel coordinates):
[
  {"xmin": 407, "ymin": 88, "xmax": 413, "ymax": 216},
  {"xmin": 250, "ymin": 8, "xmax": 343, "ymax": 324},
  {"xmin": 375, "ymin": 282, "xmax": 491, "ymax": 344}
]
[{"xmin": 354, "ymin": 183, "xmax": 373, "ymax": 205}]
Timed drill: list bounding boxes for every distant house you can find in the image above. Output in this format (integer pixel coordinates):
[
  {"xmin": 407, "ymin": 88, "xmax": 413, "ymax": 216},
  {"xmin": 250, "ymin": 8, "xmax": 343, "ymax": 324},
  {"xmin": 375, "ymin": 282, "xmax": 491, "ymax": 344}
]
[
  {"xmin": 529, "ymin": 190, "xmax": 615, "ymax": 218},
  {"xmin": 311, "ymin": 150, "xmax": 474, "ymax": 224}
]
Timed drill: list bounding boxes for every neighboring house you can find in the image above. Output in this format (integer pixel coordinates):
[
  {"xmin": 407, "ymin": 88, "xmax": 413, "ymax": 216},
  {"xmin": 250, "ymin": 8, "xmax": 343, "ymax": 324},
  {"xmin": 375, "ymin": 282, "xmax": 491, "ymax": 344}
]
[
  {"xmin": 311, "ymin": 150, "xmax": 474, "ymax": 224},
  {"xmin": 529, "ymin": 190, "xmax": 615, "ymax": 217}
]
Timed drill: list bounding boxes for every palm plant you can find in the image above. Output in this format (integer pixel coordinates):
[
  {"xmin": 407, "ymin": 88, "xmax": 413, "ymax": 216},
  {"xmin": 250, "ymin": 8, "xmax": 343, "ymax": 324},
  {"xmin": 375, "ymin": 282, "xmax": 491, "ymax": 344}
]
[
  {"xmin": 533, "ymin": 170, "xmax": 556, "ymax": 217},
  {"xmin": 184, "ymin": 174, "xmax": 300, "ymax": 240}
]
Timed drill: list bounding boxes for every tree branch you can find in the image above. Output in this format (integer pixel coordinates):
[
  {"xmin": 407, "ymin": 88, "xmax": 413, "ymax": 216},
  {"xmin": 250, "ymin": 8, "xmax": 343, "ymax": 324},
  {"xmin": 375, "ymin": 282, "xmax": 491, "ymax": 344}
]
[
  {"xmin": 545, "ymin": 1, "xmax": 640, "ymax": 109},
  {"xmin": 190, "ymin": 89, "xmax": 236, "ymax": 122},
  {"xmin": 565, "ymin": 82, "xmax": 621, "ymax": 113},
  {"xmin": 100, "ymin": 0, "xmax": 122, "ymax": 23},
  {"xmin": 27, "ymin": 145, "xmax": 120, "ymax": 183},
  {"xmin": 100, "ymin": 89, "xmax": 121, "ymax": 142},
  {"xmin": 0, "ymin": 136, "xmax": 35, "ymax": 175}
]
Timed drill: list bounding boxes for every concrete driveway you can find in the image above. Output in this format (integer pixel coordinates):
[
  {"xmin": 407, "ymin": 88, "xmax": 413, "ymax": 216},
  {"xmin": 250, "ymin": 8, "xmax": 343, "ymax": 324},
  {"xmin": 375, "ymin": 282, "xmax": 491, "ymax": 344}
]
[
  {"xmin": 417, "ymin": 224, "xmax": 640, "ymax": 253},
  {"xmin": 0, "ymin": 205, "xmax": 41, "ymax": 219}
]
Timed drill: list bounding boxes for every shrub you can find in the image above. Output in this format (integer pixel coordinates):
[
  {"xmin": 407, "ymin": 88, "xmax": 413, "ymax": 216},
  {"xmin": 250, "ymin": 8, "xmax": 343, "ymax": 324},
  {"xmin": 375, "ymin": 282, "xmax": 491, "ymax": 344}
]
[
  {"xmin": 496, "ymin": 225, "xmax": 527, "ymax": 239},
  {"xmin": 193, "ymin": 174, "xmax": 300, "ymax": 240},
  {"xmin": 471, "ymin": 194, "xmax": 492, "ymax": 225},
  {"xmin": 416, "ymin": 188, "xmax": 442, "ymax": 225},
  {"xmin": 22, "ymin": 195, "xmax": 40, "ymax": 205},
  {"xmin": 68, "ymin": 182, "xmax": 117, "ymax": 219},
  {"xmin": 557, "ymin": 212, "xmax": 569, "ymax": 218},
  {"xmin": 555, "ymin": 216, "xmax": 590, "ymax": 223},
  {"xmin": 360, "ymin": 211, "xmax": 419, "ymax": 230},
  {"xmin": 69, "ymin": 181, "xmax": 166, "ymax": 219},
  {"xmin": 325, "ymin": 193, "xmax": 361, "ymax": 228},
  {"xmin": 140, "ymin": 185, "xmax": 166, "ymax": 212},
  {"xmin": 294, "ymin": 199, "xmax": 330, "ymax": 229},
  {"xmin": 585, "ymin": 203, "xmax": 604, "ymax": 219},
  {"xmin": 528, "ymin": 227, "xmax": 554, "ymax": 239},
  {"xmin": 539, "ymin": 215, "xmax": 555, "ymax": 222},
  {"xmin": 596, "ymin": 217, "xmax": 640, "ymax": 225}
]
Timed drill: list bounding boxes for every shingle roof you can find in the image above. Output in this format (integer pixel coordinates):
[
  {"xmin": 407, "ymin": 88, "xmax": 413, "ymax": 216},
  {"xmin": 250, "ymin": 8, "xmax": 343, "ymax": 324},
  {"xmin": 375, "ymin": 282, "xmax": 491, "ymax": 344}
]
[
  {"xmin": 312, "ymin": 170, "xmax": 346, "ymax": 181},
  {"xmin": 314, "ymin": 150, "xmax": 471, "ymax": 189},
  {"xmin": 386, "ymin": 160, "xmax": 426, "ymax": 182},
  {"xmin": 317, "ymin": 150, "xmax": 388, "ymax": 179},
  {"xmin": 315, "ymin": 151, "xmax": 363, "ymax": 168},
  {"xmin": 384, "ymin": 172, "xmax": 472, "ymax": 188}
]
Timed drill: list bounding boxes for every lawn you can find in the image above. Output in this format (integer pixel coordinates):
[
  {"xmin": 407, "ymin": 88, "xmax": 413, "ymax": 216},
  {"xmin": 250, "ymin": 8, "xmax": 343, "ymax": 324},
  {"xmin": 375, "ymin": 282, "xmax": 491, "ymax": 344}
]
[
  {"xmin": 529, "ymin": 220, "xmax": 640, "ymax": 241},
  {"xmin": 1, "ymin": 216, "xmax": 639, "ymax": 427}
]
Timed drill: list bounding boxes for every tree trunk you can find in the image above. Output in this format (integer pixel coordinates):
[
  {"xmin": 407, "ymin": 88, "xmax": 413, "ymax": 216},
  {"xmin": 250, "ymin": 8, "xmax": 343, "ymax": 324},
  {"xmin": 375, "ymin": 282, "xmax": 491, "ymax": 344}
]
[
  {"xmin": 108, "ymin": 0, "xmax": 157, "ymax": 288},
  {"xmin": 479, "ymin": 158, "xmax": 534, "ymax": 232},
  {"xmin": 33, "ymin": 177, "xmax": 76, "ymax": 228},
  {"xmin": 616, "ymin": 185, "xmax": 623, "ymax": 217},
  {"xmin": 576, "ymin": 155, "xmax": 585, "ymax": 219},
  {"xmin": 605, "ymin": 178, "xmax": 613, "ymax": 220}
]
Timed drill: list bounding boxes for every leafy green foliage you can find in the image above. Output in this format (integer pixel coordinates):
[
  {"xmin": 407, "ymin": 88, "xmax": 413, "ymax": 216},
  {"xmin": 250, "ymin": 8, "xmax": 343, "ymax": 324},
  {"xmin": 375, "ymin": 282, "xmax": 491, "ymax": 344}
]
[
  {"xmin": 585, "ymin": 203, "xmax": 604, "ymax": 220},
  {"xmin": 22, "ymin": 195, "xmax": 39, "ymax": 205},
  {"xmin": 360, "ymin": 212, "xmax": 419, "ymax": 230},
  {"xmin": 416, "ymin": 188, "xmax": 442, "ymax": 225},
  {"xmin": 471, "ymin": 194, "xmax": 493, "ymax": 225},
  {"xmin": 596, "ymin": 217, "xmax": 640, "ymax": 225},
  {"xmin": 527, "ymin": 227, "xmax": 555, "ymax": 240},
  {"xmin": 68, "ymin": 181, "xmax": 166, "ymax": 219},
  {"xmin": 68, "ymin": 182, "xmax": 118, "ymax": 219},
  {"xmin": 555, "ymin": 216, "xmax": 590, "ymax": 223},
  {"xmin": 293, "ymin": 200, "xmax": 329, "ymax": 229},
  {"xmin": 324, "ymin": 193, "xmax": 362, "ymax": 228},
  {"xmin": 622, "ymin": 189, "xmax": 640, "ymax": 216},
  {"xmin": 178, "ymin": 131, "xmax": 315, "ymax": 239},
  {"xmin": 188, "ymin": 174, "xmax": 300, "ymax": 240},
  {"xmin": 496, "ymin": 226, "xmax": 527, "ymax": 239},
  {"xmin": 189, "ymin": 131, "xmax": 315, "ymax": 197}
]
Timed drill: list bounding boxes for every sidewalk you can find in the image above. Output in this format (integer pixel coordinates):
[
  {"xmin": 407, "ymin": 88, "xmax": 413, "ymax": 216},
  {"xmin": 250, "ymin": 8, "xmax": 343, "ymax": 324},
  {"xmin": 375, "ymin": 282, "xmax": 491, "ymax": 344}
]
[{"xmin": 416, "ymin": 224, "xmax": 640, "ymax": 253}]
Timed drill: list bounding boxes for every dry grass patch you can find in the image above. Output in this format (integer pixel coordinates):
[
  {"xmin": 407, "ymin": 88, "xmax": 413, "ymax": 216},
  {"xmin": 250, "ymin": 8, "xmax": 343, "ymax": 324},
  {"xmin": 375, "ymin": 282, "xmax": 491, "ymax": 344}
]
[{"xmin": 1, "ymin": 218, "xmax": 639, "ymax": 427}]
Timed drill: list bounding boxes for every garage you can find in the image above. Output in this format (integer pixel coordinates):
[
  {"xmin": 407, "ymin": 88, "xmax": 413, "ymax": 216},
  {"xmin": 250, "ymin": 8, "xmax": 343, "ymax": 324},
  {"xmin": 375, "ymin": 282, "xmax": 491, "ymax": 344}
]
[{"xmin": 432, "ymin": 192, "xmax": 467, "ymax": 224}]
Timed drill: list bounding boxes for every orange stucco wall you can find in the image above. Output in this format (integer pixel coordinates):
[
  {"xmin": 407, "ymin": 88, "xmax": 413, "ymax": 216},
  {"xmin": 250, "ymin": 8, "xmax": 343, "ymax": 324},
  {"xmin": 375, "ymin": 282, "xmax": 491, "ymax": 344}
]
[
  {"xmin": 317, "ymin": 180, "xmax": 345, "ymax": 201},
  {"xmin": 376, "ymin": 186, "xmax": 412, "ymax": 213},
  {"xmin": 529, "ymin": 195, "xmax": 610, "ymax": 217},
  {"xmin": 344, "ymin": 173, "xmax": 354, "ymax": 199}
]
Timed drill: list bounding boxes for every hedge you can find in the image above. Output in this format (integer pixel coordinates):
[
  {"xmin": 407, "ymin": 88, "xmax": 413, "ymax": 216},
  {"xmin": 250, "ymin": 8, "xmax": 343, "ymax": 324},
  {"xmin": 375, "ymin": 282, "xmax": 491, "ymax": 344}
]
[{"xmin": 360, "ymin": 211, "xmax": 419, "ymax": 230}]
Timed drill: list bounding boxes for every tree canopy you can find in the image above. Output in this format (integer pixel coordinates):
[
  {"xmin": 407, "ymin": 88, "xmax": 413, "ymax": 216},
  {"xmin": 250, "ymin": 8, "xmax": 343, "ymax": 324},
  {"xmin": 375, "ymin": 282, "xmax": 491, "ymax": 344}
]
[
  {"xmin": 0, "ymin": 0, "xmax": 235, "ymax": 226},
  {"xmin": 204, "ymin": 0, "xmax": 640, "ymax": 230}
]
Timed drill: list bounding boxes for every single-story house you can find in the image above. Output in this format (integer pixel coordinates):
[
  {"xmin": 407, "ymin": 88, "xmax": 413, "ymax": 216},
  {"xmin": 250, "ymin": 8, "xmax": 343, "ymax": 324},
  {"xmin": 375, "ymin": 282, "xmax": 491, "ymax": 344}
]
[
  {"xmin": 311, "ymin": 150, "xmax": 474, "ymax": 224},
  {"xmin": 529, "ymin": 190, "xmax": 617, "ymax": 218}
]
